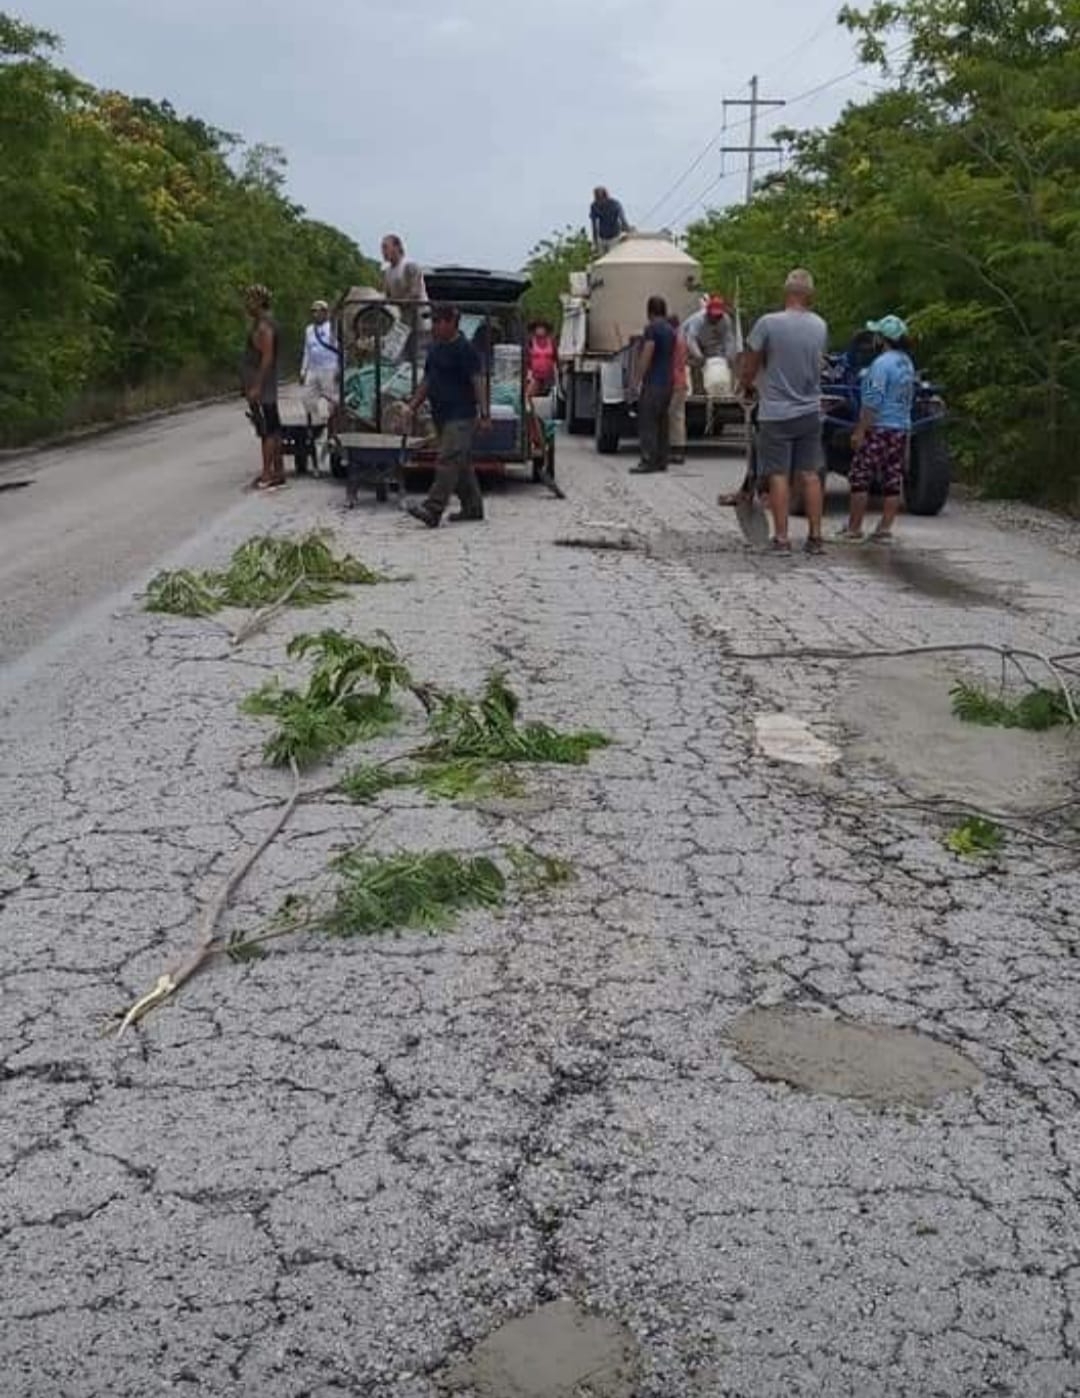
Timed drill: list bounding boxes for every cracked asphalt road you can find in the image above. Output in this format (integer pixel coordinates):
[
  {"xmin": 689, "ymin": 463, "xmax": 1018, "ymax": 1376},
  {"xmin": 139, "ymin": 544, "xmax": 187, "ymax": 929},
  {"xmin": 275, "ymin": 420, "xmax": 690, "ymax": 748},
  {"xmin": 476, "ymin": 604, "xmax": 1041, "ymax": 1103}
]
[{"xmin": 3, "ymin": 412, "xmax": 1080, "ymax": 1397}]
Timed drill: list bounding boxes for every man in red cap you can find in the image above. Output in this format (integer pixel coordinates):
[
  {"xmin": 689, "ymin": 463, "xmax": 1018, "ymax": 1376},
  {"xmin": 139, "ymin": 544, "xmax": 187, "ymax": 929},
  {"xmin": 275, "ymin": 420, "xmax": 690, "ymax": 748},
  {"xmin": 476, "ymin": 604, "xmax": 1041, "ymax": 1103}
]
[{"xmin": 684, "ymin": 294, "xmax": 736, "ymax": 392}]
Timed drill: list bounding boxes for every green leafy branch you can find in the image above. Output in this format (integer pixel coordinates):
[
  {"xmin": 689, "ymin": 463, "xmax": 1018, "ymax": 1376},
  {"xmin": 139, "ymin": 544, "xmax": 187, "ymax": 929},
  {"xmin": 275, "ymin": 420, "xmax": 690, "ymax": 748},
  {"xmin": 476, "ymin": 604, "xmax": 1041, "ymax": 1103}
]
[
  {"xmin": 242, "ymin": 629, "xmax": 413, "ymax": 768},
  {"xmin": 951, "ymin": 680, "xmax": 1076, "ymax": 732},
  {"xmin": 145, "ymin": 529, "xmax": 382, "ymax": 620}
]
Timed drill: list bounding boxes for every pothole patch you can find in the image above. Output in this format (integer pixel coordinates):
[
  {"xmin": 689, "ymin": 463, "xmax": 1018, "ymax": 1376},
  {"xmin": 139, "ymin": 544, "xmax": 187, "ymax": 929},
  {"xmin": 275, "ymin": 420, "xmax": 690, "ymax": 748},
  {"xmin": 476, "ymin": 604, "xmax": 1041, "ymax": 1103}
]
[
  {"xmin": 728, "ymin": 1007, "xmax": 982, "ymax": 1107},
  {"xmin": 443, "ymin": 1299, "xmax": 642, "ymax": 1397},
  {"xmin": 754, "ymin": 713, "xmax": 840, "ymax": 768}
]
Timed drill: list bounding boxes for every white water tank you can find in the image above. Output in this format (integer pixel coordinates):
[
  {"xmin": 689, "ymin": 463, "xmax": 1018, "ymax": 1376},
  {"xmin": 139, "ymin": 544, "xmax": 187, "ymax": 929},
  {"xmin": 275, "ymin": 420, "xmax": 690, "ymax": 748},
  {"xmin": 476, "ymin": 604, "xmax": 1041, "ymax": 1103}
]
[{"xmin": 586, "ymin": 234, "xmax": 703, "ymax": 354}]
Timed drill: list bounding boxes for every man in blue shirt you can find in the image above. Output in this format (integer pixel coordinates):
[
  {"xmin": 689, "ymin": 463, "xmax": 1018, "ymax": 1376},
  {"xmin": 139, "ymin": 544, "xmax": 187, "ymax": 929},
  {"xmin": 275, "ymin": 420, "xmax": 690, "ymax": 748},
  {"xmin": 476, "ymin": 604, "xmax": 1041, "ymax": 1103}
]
[
  {"xmin": 405, "ymin": 304, "xmax": 490, "ymax": 527},
  {"xmin": 840, "ymin": 314, "xmax": 916, "ymax": 544},
  {"xmin": 631, "ymin": 296, "xmax": 676, "ymax": 474},
  {"xmin": 590, "ymin": 187, "xmax": 629, "ymax": 254}
]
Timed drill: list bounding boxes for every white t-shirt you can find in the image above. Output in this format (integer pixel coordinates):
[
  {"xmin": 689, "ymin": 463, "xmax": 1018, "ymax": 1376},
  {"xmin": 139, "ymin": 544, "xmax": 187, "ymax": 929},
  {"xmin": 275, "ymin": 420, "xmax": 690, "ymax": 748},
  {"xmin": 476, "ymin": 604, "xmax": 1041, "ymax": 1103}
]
[
  {"xmin": 302, "ymin": 322, "xmax": 338, "ymax": 376},
  {"xmin": 383, "ymin": 258, "xmax": 427, "ymax": 303}
]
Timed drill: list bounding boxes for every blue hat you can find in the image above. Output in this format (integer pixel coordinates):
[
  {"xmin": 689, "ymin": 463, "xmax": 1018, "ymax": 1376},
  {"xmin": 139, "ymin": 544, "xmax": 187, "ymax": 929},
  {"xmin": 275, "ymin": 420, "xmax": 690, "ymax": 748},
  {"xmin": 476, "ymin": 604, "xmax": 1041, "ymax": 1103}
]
[{"xmin": 866, "ymin": 314, "xmax": 909, "ymax": 342}]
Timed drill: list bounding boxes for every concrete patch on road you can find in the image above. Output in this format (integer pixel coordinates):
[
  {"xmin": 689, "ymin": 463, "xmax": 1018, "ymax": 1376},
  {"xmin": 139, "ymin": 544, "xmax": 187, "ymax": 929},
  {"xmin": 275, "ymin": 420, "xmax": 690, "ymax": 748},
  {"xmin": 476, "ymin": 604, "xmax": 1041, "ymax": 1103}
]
[
  {"xmin": 839, "ymin": 657, "xmax": 1077, "ymax": 813},
  {"xmin": 728, "ymin": 1007, "xmax": 983, "ymax": 1107},
  {"xmin": 442, "ymin": 1299, "xmax": 641, "ymax": 1397},
  {"xmin": 754, "ymin": 713, "xmax": 841, "ymax": 768}
]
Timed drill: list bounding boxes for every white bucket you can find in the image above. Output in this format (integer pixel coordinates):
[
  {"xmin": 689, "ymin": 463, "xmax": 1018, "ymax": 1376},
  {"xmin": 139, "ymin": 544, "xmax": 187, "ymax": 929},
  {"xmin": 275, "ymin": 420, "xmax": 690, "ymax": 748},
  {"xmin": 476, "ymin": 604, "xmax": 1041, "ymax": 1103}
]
[{"xmin": 703, "ymin": 356, "xmax": 734, "ymax": 397}]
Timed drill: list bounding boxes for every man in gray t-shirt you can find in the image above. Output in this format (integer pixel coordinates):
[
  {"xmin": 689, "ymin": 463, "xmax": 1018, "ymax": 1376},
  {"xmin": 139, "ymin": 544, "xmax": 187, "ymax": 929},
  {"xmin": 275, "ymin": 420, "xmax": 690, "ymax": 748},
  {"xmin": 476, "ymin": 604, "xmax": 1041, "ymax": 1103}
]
[{"xmin": 741, "ymin": 268, "xmax": 828, "ymax": 554}]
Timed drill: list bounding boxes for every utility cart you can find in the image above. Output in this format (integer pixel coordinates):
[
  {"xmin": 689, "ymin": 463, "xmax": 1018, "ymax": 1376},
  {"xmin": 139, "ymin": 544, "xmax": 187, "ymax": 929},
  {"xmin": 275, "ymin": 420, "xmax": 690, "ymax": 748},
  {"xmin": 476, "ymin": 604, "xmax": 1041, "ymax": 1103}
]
[{"xmin": 330, "ymin": 267, "xmax": 562, "ymax": 498}]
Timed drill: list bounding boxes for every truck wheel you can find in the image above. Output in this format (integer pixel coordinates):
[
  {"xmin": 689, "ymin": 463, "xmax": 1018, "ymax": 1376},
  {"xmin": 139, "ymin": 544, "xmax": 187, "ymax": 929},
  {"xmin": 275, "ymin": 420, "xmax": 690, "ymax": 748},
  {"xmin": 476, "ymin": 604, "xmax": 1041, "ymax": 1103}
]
[
  {"xmin": 907, "ymin": 426, "xmax": 951, "ymax": 516},
  {"xmin": 595, "ymin": 404, "xmax": 621, "ymax": 455},
  {"xmin": 566, "ymin": 372, "xmax": 593, "ymax": 435}
]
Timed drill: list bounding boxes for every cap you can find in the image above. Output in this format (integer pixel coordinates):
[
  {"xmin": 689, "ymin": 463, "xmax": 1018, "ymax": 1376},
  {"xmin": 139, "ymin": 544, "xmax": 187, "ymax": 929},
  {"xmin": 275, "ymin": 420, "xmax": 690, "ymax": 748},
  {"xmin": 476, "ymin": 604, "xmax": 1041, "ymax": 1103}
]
[
  {"xmin": 706, "ymin": 295, "xmax": 727, "ymax": 316},
  {"xmin": 866, "ymin": 314, "xmax": 909, "ymax": 342},
  {"xmin": 311, "ymin": 298, "xmax": 329, "ymax": 312}
]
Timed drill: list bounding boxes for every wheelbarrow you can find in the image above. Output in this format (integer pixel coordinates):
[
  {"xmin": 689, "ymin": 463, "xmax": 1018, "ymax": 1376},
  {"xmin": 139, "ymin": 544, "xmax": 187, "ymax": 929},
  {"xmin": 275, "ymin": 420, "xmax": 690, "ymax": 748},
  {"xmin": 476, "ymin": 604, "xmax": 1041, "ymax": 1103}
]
[
  {"xmin": 335, "ymin": 432, "xmax": 425, "ymax": 508},
  {"xmin": 280, "ymin": 421, "xmax": 326, "ymax": 476}
]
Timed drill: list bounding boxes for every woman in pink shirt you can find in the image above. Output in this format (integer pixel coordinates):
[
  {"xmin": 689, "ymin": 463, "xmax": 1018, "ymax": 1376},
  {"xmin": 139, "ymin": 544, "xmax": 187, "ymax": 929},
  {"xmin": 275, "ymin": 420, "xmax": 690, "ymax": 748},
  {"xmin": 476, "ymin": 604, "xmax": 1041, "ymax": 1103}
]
[{"xmin": 668, "ymin": 314, "xmax": 690, "ymax": 465}]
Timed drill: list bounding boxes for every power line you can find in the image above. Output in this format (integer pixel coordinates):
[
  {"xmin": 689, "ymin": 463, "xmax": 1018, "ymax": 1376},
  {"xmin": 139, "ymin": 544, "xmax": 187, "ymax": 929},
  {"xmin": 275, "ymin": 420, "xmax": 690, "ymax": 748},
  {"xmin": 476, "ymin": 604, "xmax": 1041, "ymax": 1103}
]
[
  {"xmin": 638, "ymin": 3, "xmax": 847, "ymax": 226},
  {"xmin": 669, "ymin": 42, "xmax": 912, "ymax": 230},
  {"xmin": 641, "ymin": 38, "xmax": 908, "ymax": 229},
  {"xmin": 721, "ymin": 75, "xmax": 786, "ymax": 205}
]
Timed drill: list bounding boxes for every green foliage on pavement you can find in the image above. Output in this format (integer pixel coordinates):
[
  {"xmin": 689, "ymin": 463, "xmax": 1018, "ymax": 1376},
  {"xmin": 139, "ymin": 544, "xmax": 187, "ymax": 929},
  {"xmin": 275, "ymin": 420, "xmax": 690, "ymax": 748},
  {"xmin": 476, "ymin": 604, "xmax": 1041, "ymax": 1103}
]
[
  {"xmin": 945, "ymin": 817, "xmax": 1005, "ymax": 858},
  {"xmin": 951, "ymin": 681, "xmax": 1076, "ymax": 731},
  {"xmin": 243, "ymin": 630, "xmax": 409, "ymax": 768},
  {"xmin": 683, "ymin": 0, "xmax": 1080, "ymax": 505},
  {"xmin": 423, "ymin": 671, "xmax": 610, "ymax": 767},
  {"xmin": 145, "ymin": 530, "xmax": 381, "ymax": 616},
  {"xmin": 0, "ymin": 15, "xmax": 378, "ymax": 444}
]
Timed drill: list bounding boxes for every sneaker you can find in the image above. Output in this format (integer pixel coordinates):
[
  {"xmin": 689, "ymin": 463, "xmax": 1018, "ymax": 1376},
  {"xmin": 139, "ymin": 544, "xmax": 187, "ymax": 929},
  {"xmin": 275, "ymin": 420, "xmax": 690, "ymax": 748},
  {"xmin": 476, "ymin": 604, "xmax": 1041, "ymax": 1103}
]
[
  {"xmin": 629, "ymin": 463, "xmax": 660, "ymax": 475},
  {"xmin": 835, "ymin": 525, "xmax": 865, "ymax": 543},
  {"xmin": 406, "ymin": 502, "xmax": 440, "ymax": 529},
  {"xmin": 670, "ymin": 454, "xmax": 686, "ymax": 465},
  {"xmin": 769, "ymin": 537, "xmax": 793, "ymax": 556},
  {"xmin": 803, "ymin": 536, "xmax": 825, "ymax": 556},
  {"xmin": 449, "ymin": 509, "xmax": 485, "ymax": 523},
  {"xmin": 869, "ymin": 529, "xmax": 894, "ymax": 545}
]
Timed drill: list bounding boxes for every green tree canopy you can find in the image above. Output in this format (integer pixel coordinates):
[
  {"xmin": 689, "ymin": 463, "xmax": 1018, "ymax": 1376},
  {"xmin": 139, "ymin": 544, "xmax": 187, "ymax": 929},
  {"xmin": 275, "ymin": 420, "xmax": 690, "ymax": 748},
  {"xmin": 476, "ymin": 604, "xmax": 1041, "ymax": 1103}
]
[
  {"xmin": 0, "ymin": 12, "xmax": 378, "ymax": 444},
  {"xmin": 686, "ymin": 0, "xmax": 1080, "ymax": 503}
]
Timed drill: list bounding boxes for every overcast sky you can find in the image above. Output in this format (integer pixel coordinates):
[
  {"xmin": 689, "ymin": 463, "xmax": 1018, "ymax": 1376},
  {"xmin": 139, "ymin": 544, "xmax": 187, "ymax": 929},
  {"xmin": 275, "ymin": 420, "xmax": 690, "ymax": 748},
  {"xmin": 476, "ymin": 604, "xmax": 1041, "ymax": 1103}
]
[{"xmin": 24, "ymin": 0, "xmax": 879, "ymax": 270}]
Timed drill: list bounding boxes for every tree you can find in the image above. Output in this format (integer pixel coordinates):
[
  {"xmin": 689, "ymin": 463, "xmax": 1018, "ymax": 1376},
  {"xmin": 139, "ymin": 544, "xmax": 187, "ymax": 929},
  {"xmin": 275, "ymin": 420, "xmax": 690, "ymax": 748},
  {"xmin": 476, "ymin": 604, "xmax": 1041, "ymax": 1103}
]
[
  {"xmin": 686, "ymin": 0, "xmax": 1080, "ymax": 503},
  {"xmin": 521, "ymin": 226, "xmax": 592, "ymax": 326},
  {"xmin": 0, "ymin": 11, "xmax": 375, "ymax": 444}
]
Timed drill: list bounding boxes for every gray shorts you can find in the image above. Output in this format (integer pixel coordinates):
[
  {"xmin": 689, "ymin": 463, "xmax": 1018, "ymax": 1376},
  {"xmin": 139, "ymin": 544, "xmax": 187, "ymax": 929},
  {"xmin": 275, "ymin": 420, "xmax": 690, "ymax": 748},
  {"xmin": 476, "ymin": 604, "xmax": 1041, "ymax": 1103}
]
[{"xmin": 756, "ymin": 412, "xmax": 823, "ymax": 479}]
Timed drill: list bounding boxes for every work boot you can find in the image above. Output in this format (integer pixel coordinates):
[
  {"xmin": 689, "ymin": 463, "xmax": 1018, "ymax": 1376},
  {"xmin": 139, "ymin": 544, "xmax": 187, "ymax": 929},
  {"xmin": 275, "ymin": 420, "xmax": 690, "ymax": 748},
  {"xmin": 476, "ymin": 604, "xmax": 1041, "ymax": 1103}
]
[
  {"xmin": 449, "ymin": 508, "xmax": 485, "ymax": 523},
  {"xmin": 406, "ymin": 501, "xmax": 440, "ymax": 529}
]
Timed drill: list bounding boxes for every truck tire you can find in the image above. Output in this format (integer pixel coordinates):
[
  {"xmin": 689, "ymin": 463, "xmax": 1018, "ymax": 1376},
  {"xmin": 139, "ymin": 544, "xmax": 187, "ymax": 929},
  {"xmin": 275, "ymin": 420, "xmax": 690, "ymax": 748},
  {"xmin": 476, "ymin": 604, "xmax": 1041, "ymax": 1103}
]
[
  {"xmin": 595, "ymin": 404, "xmax": 621, "ymax": 455},
  {"xmin": 566, "ymin": 371, "xmax": 595, "ymax": 436},
  {"xmin": 906, "ymin": 425, "xmax": 951, "ymax": 516}
]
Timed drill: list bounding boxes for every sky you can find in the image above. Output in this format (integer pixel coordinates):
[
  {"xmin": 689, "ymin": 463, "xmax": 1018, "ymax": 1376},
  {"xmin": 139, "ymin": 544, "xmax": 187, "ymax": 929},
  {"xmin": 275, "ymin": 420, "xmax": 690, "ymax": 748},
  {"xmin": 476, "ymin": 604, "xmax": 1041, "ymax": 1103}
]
[{"xmin": 22, "ymin": 0, "xmax": 883, "ymax": 270}]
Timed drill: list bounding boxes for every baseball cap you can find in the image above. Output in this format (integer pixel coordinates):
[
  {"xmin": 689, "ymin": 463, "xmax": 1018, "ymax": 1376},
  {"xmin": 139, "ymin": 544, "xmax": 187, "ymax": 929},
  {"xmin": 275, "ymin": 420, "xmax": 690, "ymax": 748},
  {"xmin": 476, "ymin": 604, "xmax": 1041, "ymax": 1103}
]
[
  {"xmin": 311, "ymin": 298, "xmax": 329, "ymax": 312},
  {"xmin": 706, "ymin": 295, "xmax": 727, "ymax": 316},
  {"xmin": 866, "ymin": 314, "xmax": 909, "ymax": 342}
]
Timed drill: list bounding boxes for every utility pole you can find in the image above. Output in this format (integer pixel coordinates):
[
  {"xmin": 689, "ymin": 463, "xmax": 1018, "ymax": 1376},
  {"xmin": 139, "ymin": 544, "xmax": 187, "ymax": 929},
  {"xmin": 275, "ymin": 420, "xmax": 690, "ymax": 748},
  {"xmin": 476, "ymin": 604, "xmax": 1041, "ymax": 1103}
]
[{"xmin": 722, "ymin": 76, "xmax": 786, "ymax": 205}]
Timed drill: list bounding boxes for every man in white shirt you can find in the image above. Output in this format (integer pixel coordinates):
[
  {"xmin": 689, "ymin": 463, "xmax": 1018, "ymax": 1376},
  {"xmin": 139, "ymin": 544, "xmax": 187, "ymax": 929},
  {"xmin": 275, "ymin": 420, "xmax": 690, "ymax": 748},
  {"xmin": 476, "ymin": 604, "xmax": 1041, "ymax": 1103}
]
[{"xmin": 300, "ymin": 299, "xmax": 339, "ymax": 426}]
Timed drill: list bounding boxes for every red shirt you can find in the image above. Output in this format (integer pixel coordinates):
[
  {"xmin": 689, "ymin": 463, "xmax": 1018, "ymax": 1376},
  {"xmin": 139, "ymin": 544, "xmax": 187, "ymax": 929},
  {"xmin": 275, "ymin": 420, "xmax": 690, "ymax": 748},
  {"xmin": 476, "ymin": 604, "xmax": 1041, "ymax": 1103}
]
[{"xmin": 528, "ymin": 335, "xmax": 557, "ymax": 388}]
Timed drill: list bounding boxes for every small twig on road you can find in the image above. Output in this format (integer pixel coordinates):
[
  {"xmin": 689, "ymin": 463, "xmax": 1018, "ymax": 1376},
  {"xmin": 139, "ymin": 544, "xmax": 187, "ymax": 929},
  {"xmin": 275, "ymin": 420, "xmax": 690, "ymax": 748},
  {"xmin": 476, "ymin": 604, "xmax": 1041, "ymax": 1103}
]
[
  {"xmin": 229, "ymin": 573, "xmax": 308, "ymax": 647},
  {"xmin": 116, "ymin": 758, "xmax": 303, "ymax": 1036}
]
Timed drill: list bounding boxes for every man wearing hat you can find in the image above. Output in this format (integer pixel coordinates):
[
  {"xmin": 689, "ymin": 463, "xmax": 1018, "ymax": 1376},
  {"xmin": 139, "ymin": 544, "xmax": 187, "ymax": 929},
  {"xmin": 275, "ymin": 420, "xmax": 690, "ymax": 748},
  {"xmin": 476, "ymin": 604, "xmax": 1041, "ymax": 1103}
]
[
  {"xmin": 840, "ymin": 313, "xmax": 916, "ymax": 544},
  {"xmin": 300, "ymin": 298, "xmax": 339, "ymax": 427},
  {"xmin": 683, "ymin": 294, "xmax": 736, "ymax": 386}
]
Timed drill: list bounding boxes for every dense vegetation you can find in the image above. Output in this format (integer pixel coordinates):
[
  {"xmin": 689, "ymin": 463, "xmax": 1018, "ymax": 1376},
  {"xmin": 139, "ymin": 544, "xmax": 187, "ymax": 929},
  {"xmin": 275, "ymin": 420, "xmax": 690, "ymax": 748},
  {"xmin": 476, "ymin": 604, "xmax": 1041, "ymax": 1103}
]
[
  {"xmin": 688, "ymin": 0, "xmax": 1080, "ymax": 504},
  {"xmin": 0, "ymin": 13, "xmax": 376, "ymax": 445},
  {"xmin": 521, "ymin": 226, "xmax": 592, "ymax": 327},
  {"xmin": 523, "ymin": 2, "xmax": 1080, "ymax": 504}
]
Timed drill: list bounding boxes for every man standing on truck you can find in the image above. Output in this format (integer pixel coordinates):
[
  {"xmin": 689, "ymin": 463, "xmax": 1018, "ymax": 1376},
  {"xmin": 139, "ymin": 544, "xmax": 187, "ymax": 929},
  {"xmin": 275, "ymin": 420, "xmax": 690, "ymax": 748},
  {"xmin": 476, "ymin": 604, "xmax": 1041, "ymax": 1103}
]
[
  {"xmin": 739, "ymin": 269, "xmax": 828, "ymax": 554},
  {"xmin": 404, "ymin": 304, "xmax": 490, "ymax": 528},
  {"xmin": 241, "ymin": 283, "xmax": 285, "ymax": 492},
  {"xmin": 382, "ymin": 234, "xmax": 429, "ymax": 361},
  {"xmin": 630, "ymin": 296, "xmax": 675, "ymax": 475},
  {"xmin": 590, "ymin": 187, "xmax": 629, "ymax": 254}
]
